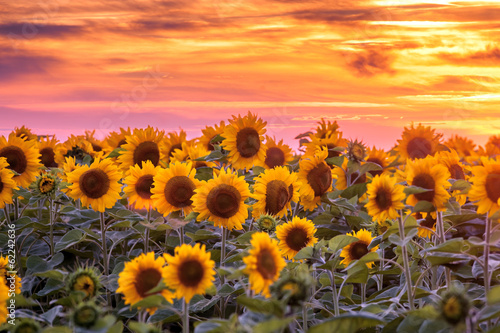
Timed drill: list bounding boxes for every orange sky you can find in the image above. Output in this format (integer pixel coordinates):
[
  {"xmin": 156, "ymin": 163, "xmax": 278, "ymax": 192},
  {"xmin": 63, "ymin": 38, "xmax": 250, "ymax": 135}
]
[{"xmin": 1, "ymin": 0, "xmax": 499, "ymax": 149}]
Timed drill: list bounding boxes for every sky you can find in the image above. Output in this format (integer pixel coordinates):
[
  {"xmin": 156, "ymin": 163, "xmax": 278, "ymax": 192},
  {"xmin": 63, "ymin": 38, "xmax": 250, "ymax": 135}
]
[{"xmin": 1, "ymin": 0, "xmax": 499, "ymax": 150}]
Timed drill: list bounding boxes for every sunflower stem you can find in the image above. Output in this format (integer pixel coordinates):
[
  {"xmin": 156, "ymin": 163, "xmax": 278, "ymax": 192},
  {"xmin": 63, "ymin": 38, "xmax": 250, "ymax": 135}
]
[
  {"xmin": 436, "ymin": 211, "xmax": 451, "ymax": 287},
  {"xmin": 145, "ymin": 207, "xmax": 151, "ymax": 253},
  {"xmin": 183, "ymin": 298, "xmax": 190, "ymax": 333},
  {"xmin": 398, "ymin": 210, "xmax": 415, "ymax": 310},
  {"xmin": 330, "ymin": 269, "xmax": 340, "ymax": 316},
  {"xmin": 100, "ymin": 212, "xmax": 109, "ymax": 275},
  {"xmin": 302, "ymin": 305, "xmax": 308, "ymax": 331},
  {"xmin": 377, "ymin": 249, "xmax": 384, "ymax": 291},
  {"xmin": 360, "ymin": 283, "xmax": 366, "ymax": 304},
  {"xmin": 484, "ymin": 212, "xmax": 491, "ymax": 296},
  {"xmin": 14, "ymin": 197, "xmax": 19, "ymax": 220},
  {"xmin": 4, "ymin": 206, "xmax": 11, "ymax": 225},
  {"xmin": 220, "ymin": 227, "xmax": 227, "ymax": 318},
  {"xmin": 49, "ymin": 198, "xmax": 54, "ymax": 257}
]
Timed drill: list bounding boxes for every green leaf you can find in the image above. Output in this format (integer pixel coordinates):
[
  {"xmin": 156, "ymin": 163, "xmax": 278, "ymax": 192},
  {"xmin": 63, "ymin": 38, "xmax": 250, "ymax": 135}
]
[
  {"xmin": 253, "ymin": 318, "xmax": 293, "ymax": 333},
  {"xmin": 185, "ymin": 229, "xmax": 220, "ymax": 242},
  {"xmin": 412, "ymin": 200, "xmax": 435, "ymax": 213},
  {"xmin": 132, "ymin": 295, "xmax": 168, "ymax": 310},
  {"xmin": 404, "ymin": 186, "xmax": 432, "ymax": 195},
  {"xmin": 346, "ymin": 263, "xmax": 369, "ymax": 284},
  {"xmin": 326, "ymin": 156, "xmax": 345, "ymax": 167},
  {"xmin": 294, "ymin": 246, "xmax": 314, "ymax": 260},
  {"xmin": 487, "ymin": 285, "xmax": 500, "ymax": 305},
  {"xmin": 37, "ymin": 279, "xmax": 65, "ymax": 296},
  {"xmin": 34, "ymin": 269, "xmax": 66, "ymax": 281},
  {"xmin": 308, "ymin": 312, "xmax": 385, "ymax": 333},
  {"xmin": 54, "ymin": 229, "xmax": 85, "ymax": 252},
  {"xmin": 329, "ymin": 235, "xmax": 358, "ymax": 253},
  {"xmin": 27, "ymin": 253, "xmax": 64, "ymax": 274},
  {"xmin": 341, "ymin": 183, "xmax": 367, "ymax": 200},
  {"xmin": 236, "ymin": 295, "xmax": 283, "ymax": 317},
  {"xmin": 450, "ymin": 179, "xmax": 471, "ymax": 192},
  {"xmin": 107, "ymin": 147, "xmax": 126, "ymax": 158}
]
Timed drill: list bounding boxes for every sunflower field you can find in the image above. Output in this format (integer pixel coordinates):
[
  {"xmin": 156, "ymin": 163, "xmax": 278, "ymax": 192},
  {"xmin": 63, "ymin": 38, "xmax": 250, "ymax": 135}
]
[{"xmin": 1, "ymin": 113, "xmax": 500, "ymax": 333}]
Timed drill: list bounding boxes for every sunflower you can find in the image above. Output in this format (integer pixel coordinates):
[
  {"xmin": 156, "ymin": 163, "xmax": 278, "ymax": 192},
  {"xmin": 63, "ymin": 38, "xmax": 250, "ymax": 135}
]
[
  {"xmin": 161, "ymin": 130, "xmax": 188, "ymax": 163},
  {"xmin": 0, "ymin": 133, "xmax": 41, "ymax": 188},
  {"xmin": 118, "ymin": 127, "xmax": 164, "ymax": 170},
  {"xmin": 485, "ymin": 136, "xmax": 500, "ymax": 157},
  {"xmin": 365, "ymin": 174, "xmax": 405, "ymax": 223},
  {"xmin": 366, "ymin": 146, "xmax": 394, "ymax": 177},
  {"xmin": 37, "ymin": 136, "xmax": 59, "ymax": 168},
  {"xmin": 221, "ymin": 111, "xmax": 267, "ymax": 170},
  {"xmin": 252, "ymin": 166, "xmax": 300, "ymax": 218},
  {"xmin": 192, "ymin": 168, "xmax": 250, "ymax": 230},
  {"xmin": 416, "ymin": 213, "xmax": 436, "ymax": 239},
  {"xmin": 346, "ymin": 139, "xmax": 367, "ymax": 162},
  {"xmin": 437, "ymin": 149, "xmax": 469, "ymax": 205},
  {"xmin": 304, "ymin": 132, "xmax": 347, "ymax": 160},
  {"xmin": 13, "ymin": 125, "xmax": 37, "ymax": 141},
  {"xmin": 117, "ymin": 252, "xmax": 173, "ymax": 315},
  {"xmin": 405, "ymin": 157, "xmax": 451, "ymax": 211},
  {"xmin": 340, "ymin": 229, "xmax": 378, "ymax": 268},
  {"xmin": 199, "ymin": 121, "xmax": 226, "ymax": 151},
  {"xmin": 0, "ymin": 158, "xmax": 18, "ymax": 209},
  {"xmin": 67, "ymin": 267, "xmax": 101, "ymax": 299},
  {"xmin": 263, "ymin": 136, "xmax": 293, "ymax": 169},
  {"xmin": 171, "ymin": 142, "xmax": 217, "ymax": 169},
  {"xmin": 60, "ymin": 156, "xmax": 78, "ymax": 184},
  {"xmin": 163, "ymin": 243, "xmax": 216, "ymax": 303},
  {"xmin": 445, "ymin": 135, "xmax": 476, "ymax": 159},
  {"xmin": 276, "ymin": 216, "xmax": 318, "ymax": 260},
  {"xmin": 396, "ymin": 123, "xmax": 442, "ymax": 160},
  {"xmin": 54, "ymin": 134, "xmax": 95, "ymax": 166},
  {"xmin": 32, "ymin": 173, "xmax": 59, "ymax": 197},
  {"xmin": 332, "ymin": 159, "xmax": 367, "ymax": 191},
  {"xmin": 468, "ymin": 157, "xmax": 500, "ymax": 215},
  {"xmin": 312, "ymin": 118, "xmax": 340, "ymax": 139},
  {"xmin": 84, "ymin": 130, "xmax": 105, "ymax": 153},
  {"xmin": 0, "ymin": 256, "xmax": 22, "ymax": 294},
  {"xmin": 124, "ymin": 160, "xmax": 161, "ymax": 210},
  {"xmin": 67, "ymin": 158, "xmax": 122, "ymax": 212},
  {"xmin": 151, "ymin": 161, "xmax": 199, "ymax": 216},
  {"xmin": 243, "ymin": 232, "xmax": 286, "ymax": 297},
  {"xmin": 0, "ymin": 279, "xmax": 8, "ymax": 325},
  {"xmin": 298, "ymin": 148, "xmax": 333, "ymax": 211}
]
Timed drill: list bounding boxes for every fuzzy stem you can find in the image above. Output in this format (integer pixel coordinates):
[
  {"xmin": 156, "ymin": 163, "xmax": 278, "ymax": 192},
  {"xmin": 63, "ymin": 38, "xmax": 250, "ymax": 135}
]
[
  {"xmin": 183, "ymin": 298, "xmax": 190, "ymax": 333},
  {"xmin": 145, "ymin": 207, "xmax": 151, "ymax": 253},
  {"xmin": 398, "ymin": 210, "xmax": 415, "ymax": 310},
  {"xmin": 330, "ymin": 269, "xmax": 340, "ymax": 316},
  {"xmin": 361, "ymin": 283, "xmax": 366, "ymax": 304},
  {"xmin": 436, "ymin": 211, "xmax": 451, "ymax": 286},
  {"xmin": 100, "ymin": 212, "xmax": 109, "ymax": 275},
  {"xmin": 302, "ymin": 306, "xmax": 308, "ymax": 331},
  {"xmin": 49, "ymin": 198, "xmax": 54, "ymax": 257},
  {"xmin": 484, "ymin": 213, "xmax": 491, "ymax": 295},
  {"xmin": 220, "ymin": 227, "xmax": 227, "ymax": 318}
]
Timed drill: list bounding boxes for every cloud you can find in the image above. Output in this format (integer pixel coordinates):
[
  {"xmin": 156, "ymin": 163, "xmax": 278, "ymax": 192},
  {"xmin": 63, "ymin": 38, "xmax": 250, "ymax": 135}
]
[
  {"xmin": 0, "ymin": 54, "xmax": 59, "ymax": 81},
  {"xmin": 0, "ymin": 22, "xmax": 84, "ymax": 38},
  {"xmin": 343, "ymin": 47, "xmax": 396, "ymax": 77},
  {"xmin": 438, "ymin": 44, "xmax": 500, "ymax": 65}
]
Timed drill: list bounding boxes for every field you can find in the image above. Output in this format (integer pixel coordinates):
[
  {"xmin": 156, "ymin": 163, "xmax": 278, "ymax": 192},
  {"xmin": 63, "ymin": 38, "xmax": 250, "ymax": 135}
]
[{"xmin": 1, "ymin": 114, "xmax": 500, "ymax": 332}]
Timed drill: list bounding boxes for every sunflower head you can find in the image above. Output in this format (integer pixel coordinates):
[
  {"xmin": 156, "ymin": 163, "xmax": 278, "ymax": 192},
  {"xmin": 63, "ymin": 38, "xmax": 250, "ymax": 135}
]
[
  {"xmin": 468, "ymin": 157, "xmax": 500, "ymax": 215},
  {"xmin": 0, "ymin": 157, "xmax": 18, "ymax": 209},
  {"xmin": 298, "ymin": 148, "xmax": 333, "ymax": 211},
  {"xmin": 118, "ymin": 127, "xmax": 164, "ymax": 170},
  {"xmin": 375, "ymin": 220, "xmax": 392, "ymax": 236},
  {"xmin": 439, "ymin": 287, "xmax": 470, "ymax": 326},
  {"xmin": 340, "ymin": 229, "xmax": 378, "ymax": 268},
  {"xmin": 124, "ymin": 160, "xmax": 161, "ymax": 210},
  {"xmin": 445, "ymin": 135, "xmax": 476, "ymax": 158},
  {"xmin": 31, "ymin": 172, "xmax": 59, "ymax": 197},
  {"xmin": 305, "ymin": 132, "xmax": 347, "ymax": 161},
  {"xmin": 347, "ymin": 139, "xmax": 367, "ymax": 162},
  {"xmin": 365, "ymin": 174, "xmax": 405, "ymax": 222},
  {"xmin": 12, "ymin": 318, "xmax": 41, "ymax": 333},
  {"xmin": 257, "ymin": 214, "xmax": 277, "ymax": 233},
  {"xmin": 200, "ymin": 121, "xmax": 226, "ymax": 151},
  {"xmin": 276, "ymin": 216, "xmax": 318, "ymax": 260},
  {"xmin": 417, "ymin": 213, "xmax": 436, "ymax": 239},
  {"xmin": 161, "ymin": 130, "xmax": 188, "ymax": 163},
  {"xmin": 14, "ymin": 126, "xmax": 37, "ymax": 141},
  {"xmin": 0, "ymin": 133, "xmax": 41, "ymax": 188},
  {"xmin": 263, "ymin": 136, "xmax": 293, "ymax": 169},
  {"xmin": 72, "ymin": 302, "xmax": 100, "ymax": 329},
  {"xmin": 272, "ymin": 271, "xmax": 312, "ymax": 306},
  {"xmin": 313, "ymin": 118, "xmax": 340, "ymax": 139},
  {"xmin": 396, "ymin": 123, "xmax": 442, "ymax": 160},
  {"xmin": 67, "ymin": 267, "xmax": 101, "ymax": 299},
  {"xmin": 38, "ymin": 136, "xmax": 59, "ymax": 168}
]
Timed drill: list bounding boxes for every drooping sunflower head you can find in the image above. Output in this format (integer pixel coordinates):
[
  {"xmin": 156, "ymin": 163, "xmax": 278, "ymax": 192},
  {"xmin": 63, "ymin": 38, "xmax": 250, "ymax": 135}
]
[
  {"xmin": 37, "ymin": 136, "xmax": 59, "ymax": 168},
  {"xmin": 298, "ymin": 148, "xmax": 333, "ymax": 211},
  {"xmin": 263, "ymin": 136, "xmax": 293, "ymax": 169},
  {"xmin": 117, "ymin": 252, "xmax": 174, "ymax": 315},
  {"xmin": 13, "ymin": 126, "xmax": 38, "ymax": 141},
  {"xmin": 0, "ymin": 133, "xmax": 41, "ymax": 188},
  {"xmin": 67, "ymin": 267, "xmax": 101, "ymax": 299},
  {"xmin": 405, "ymin": 156, "xmax": 451, "ymax": 211},
  {"xmin": 118, "ymin": 126, "xmax": 164, "ymax": 170},
  {"xmin": 221, "ymin": 111, "xmax": 267, "ymax": 170},
  {"xmin": 0, "ymin": 157, "xmax": 18, "ymax": 209},
  {"xmin": 31, "ymin": 172, "xmax": 59, "ymax": 197},
  {"xmin": 312, "ymin": 118, "xmax": 340, "ymax": 139},
  {"xmin": 304, "ymin": 132, "xmax": 347, "ymax": 161},
  {"xmin": 340, "ymin": 229, "xmax": 378, "ymax": 268},
  {"xmin": 439, "ymin": 287, "xmax": 470, "ymax": 326},
  {"xmin": 276, "ymin": 216, "xmax": 318, "ymax": 260},
  {"xmin": 468, "ymin": 157, "xmax": 500, "ymax": 215},
  {"xmin": 396, "ymin": 123, "xmax": 442, "ymax": 160},
  {"xmin": 67, "ymin": 158, "xmax": 122, "ymax": 212},
  {"xmin": 151, "ymin": 161, "xmax": 199, "ymax": 216},
  {"xmin": 365, "ymin": 174, "xmax": 405, "ymax": 222},
  {"xmin": 12, "ymin": 318, "xmax": 41, "ymax": 333},
  {"xmin": 200, "ymin": 121, "xmax": 226, "ymax": 151},
  {"xmin": 71, "ymin": 302, "xmax": 100, "ymax": 329},
  {"xmin": 163, "ymin": 243, "xmax": 216, "ymax": 303},
  {"xmin": 161, "ymin": 130, "xmax": 188, "ymax": 163},
  {"xmin": 192, "ymin": 167, "xmax": 250, "ymax": 230},
  {"xmin": 252, "ymin": 166, "xmax": 300, "ymax": 218},
  {"xmin": 272, "ymin": 271, "xmax": 312, "ymax": 306},
  {"xmin": 347, "ymin": 139, "xmax": 367, "ymax": 162},
  {"xmin": 124, "ymin": 160, "xmax": 161, "ymax": 210},
  {"xmin": 243, "ymin": 232, "xmax": 286, "ymax": 297},
  {"xmin": 436, "ymin": 149, "xmax": 468, "ymax": 180},
  {"xmin": 445, "ymin": 135, "xmax": 476, "ymax": 158},
  {"xmin": 257, "ymin": 214, "xmax": 278, "ymax": 233}
]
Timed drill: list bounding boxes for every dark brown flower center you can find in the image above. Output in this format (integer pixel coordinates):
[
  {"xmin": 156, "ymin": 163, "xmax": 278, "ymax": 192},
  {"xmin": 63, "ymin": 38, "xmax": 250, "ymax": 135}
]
[
  {"xmin": 164, "ymin": 176, "xmax": 196, "ymax": 207},
  {"xmin": 118, "ymin": 139, "xmax": 127, "ymax": 147},
  {"xmin": 264, "ymin": 147, "xmax": 285, "ymax": 168},
  {"xmin": 207, "ymin": 135, "xmax": 222, "ymax": 151},
  {"xmin": 420, "ymin": 215, "xmax": 436, "ymax": 229},
  {"xmin": 206, "ymin": 184, "xmax": 241, "ymax": 218},
  {"xmin": 79, "ymin": 169, "xmax": 110, "ymax": 199},
  {"xmin": 306, "ymin": 162, "xmax": 332, "ymax": 197},
  {"xmin": 287, "ymin": 184, "xmax": 294, "ymax": 202},
  {"xmin": 375, "ymin": 186, "xmax": 392, "ymax": 210},
  {"xmin": 135, "ymin": 175, "xmax": 154, "ymax": 199},
  {"xmin": 133, "ymin": 141, "xmax": 160, "ymax": 166},
  {"xmin": 168, "ymin": 143, "xmax": 182, "ymax": 159},
  {"xmin": 485, "ymin": 172, "xmax": 500, "ymax": 203},
  {"xmin": 349, "ymin": 241, "xmax": 369, "ymax": 260},
  {"xmin": 0, "ymin": 146, "xmax": 28, "ymax": 175},
  {"xmin": 285, "ymin": 227, "xmax": 309, "ymax": 252},
  {"xmin": 236, "ymin": 127, "xmax": 261, "ymax": 158},
  {"xmin": 326, "ymin": 143, "xmax": 342, "ymax": 159},
  {"xmin": 352, "ymin": 172, "xmax": 367, "ymax": 185},
  {"xmin": 40, "ymin": 147, "xmax": 57, "ymax": 168},
  {"xmin": 265, "ymin": 180, "xmax": 289, "ymax": 215},
  {"xmin": 449, "ymin": 164, "xmax": 465, "ymax": 180},
  {"xmin": 91, "ymin": 144, "xmax": 103, "ymax": 152},
  {"xmin": 0, "ymin": 177, "xmax": 4, "ymax": 193},
  {"xmin": 257, "ymin": 249, "xmax": 277, "ymax": 279},
  {"xmin": 407, "ymin": 137, "xmax": 432, "ymax": 159},
  {"xmin": 367, "ymin": 157, "xmax": 384, "ymax": 177},
  {"xmin": 135, "ymin": 268, "xmax": 162, "ymax": 297},
  {"xmin": 412, "ymin": 173, "xmax": 436, "ymax": 202},
  {"xmin": 178, "ymin": 260, "xmax": 204, "ymax": 287}
]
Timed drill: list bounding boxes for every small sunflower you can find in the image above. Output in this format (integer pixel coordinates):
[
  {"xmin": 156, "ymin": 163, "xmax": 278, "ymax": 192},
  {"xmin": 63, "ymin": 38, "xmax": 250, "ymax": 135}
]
[
  {"xmin": 117, "ymin": 252, "xmax": 174, "ymax": 315},
  {"xmin": 199, "ymin": 121, "xmax": 226, "ymax": 151},
  {"xmin": 32, "ymin": 173, "xmax": 59, "ymax": 197},
  {"xmin": 0, "ymin": 255, "xmax": 22, "ymax": 294},
  {"xmin": 13, "ymin": 125, "xmax": 37, "ymax": 141},
  {"xmin": 298, "ymin": 148, "xmax": 333, "ymax": 211},
  {"xmin": 55, "ymin": 134, "xmax": 95, "ymax": 166},
  {"xmin": 365, "ymin": 174, "xmax": 405, "ymax": 223},
  {"xmin": 396, "ymin": 123, "xmax": 442, "ymax": 160},
  {"xmin": 12, "ymin": 318, "xmax": 41, "ymax": 333},
  {"xmin": 221, "ymin": 111, "xmax": 267, "ymax": 170},
  {"xmin": 67, "ymin": 158, "xmax": 122, "ymax": 212},
  {"xmin": 445, "ymin": 135, "xmax": 476, "ymax": 158},
  {"xmin": 71, "ymin": 302, "xmax": 100, "ymax": 328},
  {"xmin": 256, "ymin": 214, "xmax": 277, "ymax": 233},
  {"xmin": 347, "ymin": 139, "xmax": 366, "ymax": 162},
  {"xmin": 37, "ymin": 136, "xmax": 59, "ymax": 168},
  {"xmin": 439, "ymin": 288, "xmax": 470, "ymax": 326},
  {"xmin": 192, "ymin": 168, "xmax": 250, "ymax": 230},
  {"xmin": 263, "ymin": 136, "xmax": 293, "ymax": 169},
  {"xmin": 276, "ymin": 216, "xmax": 318, "ymax": 260},
  {"xmin": 163, "ymin": 243, "xmax": 216, "ymax": 303},
  {"xmin": 304, "ymin": 132, "xmax": 347, "ymax": 160},
  {"xmin": 252, "ymin": 166, "xmax": 300, "ymax": 218},
  {"xmin": 0, "ymin": 133, "xmax": 41, "ymax": 188},
  {"xmin": 118, "ymin": 127, "xmax": 164, "ymax": 170},
  {"xmin": 417, "ymin": 213, "xmax": 436, "ymax": 239},
  {"xmin": 468, "ymin": 157, "xmax": 500, "ymax": 215},
  {"xmin": 340, "ymin": 229, "xmax": 378, "ymax": 268},
  {"xmin": 151, "ymin": 161, "xmax": 199, "ymax": 216},
  {"xmin": 366, "ymin": 146, "xmax": 394, "ymax": 177},
  {"xmin": 0, "ymin": 157, "xmax": 18, "ymax": 209},
  {"xmin": 0, "ymin": 280, "xmax": 9, "ymax": 325},
  {"xmin": 161, "ymin": 130, "xmax": 188, "ymax": 163},
  {"xmin": 124, "ymin": 160, "xmax": 161, "ymax": 210},
  {"xmin": 312, "ymin": 118, "xmax": 340, "ymax": 139},
  {"xmin": 67, "ymin": 267, "xmax": 101, "ymax": 299},
  {"xmin": 243, "ymin": 232, "xmax": 286, "ymax": 297},
  {"xmin": 104, "ymin": 127, "xmax": 131, "ymax": 152},
  {"xmin": 405, "ymin": 157, "xmax": 451, "ymax": 211}
]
